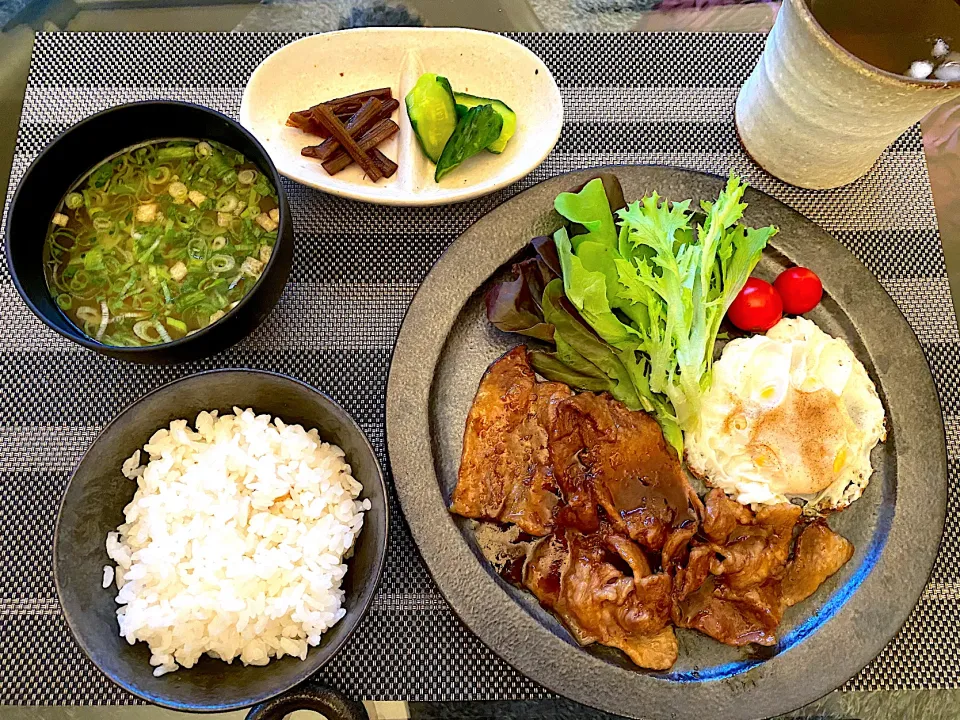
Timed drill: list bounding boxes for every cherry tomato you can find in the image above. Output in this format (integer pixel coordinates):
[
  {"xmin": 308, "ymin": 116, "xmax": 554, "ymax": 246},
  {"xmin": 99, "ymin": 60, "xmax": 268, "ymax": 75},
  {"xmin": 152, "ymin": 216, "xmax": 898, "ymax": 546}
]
[
  {"xmin": 774, "ymin": 266, "xmax": 823, "ymax": 315},
  {"xmin": 728, "ymin": 277, "xmax": 783, "ymax": 332}
]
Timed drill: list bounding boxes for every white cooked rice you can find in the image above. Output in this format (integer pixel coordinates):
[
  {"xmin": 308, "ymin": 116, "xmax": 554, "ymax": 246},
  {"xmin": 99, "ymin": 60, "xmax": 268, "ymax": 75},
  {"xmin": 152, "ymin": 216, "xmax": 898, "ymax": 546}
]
[{"xmin": 105, "ymin": 407, "xmax": 371, "ymax": 677}]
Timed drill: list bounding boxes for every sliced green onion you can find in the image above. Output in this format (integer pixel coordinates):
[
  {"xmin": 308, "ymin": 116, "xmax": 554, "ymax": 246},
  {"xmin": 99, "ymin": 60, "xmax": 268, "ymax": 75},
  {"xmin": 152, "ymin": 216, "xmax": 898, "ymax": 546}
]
[
  {"xmin": 133, "ymin": 320, "xmax": 162, "ymax": 342},
  {"xmin": 155, "ymin": 321, "xmax": 172, "ymax": 343},
  {"xmin": 95, "ymin": 300, "xmax": 109, "ymax": 342},
  {"xmin": 147, "ymin": 166, "xmax": 171, "ymax": 185},
  {"xmin": 187, "ymin": 238, "xmax": 207, "ymax": 261},
  {"xmin": 198, "ymin": 276, "xmax": 225, "ymax": 292},
  {"xmin": 196, "ymin": 216, "xmax": 219, "ymax": 235},
  {"xmin": 179, "ymin": 289, "xmax": 208, "ymax": 308},
  {"xmin": 175, "ymin": 211, "xmax": 196, "ymax": 229},
  {"xmin": 133, "ymin": 292, "xmax": 160, "ymax": 311},
  {"xmin": 75, "ymin": 305, "xmax": 99, "ymax": 324},
  {"xmin": 194, "ymin": 178, "xmax": 216, "ymax": 196},
  {"xmin": 132, "ymin": 146, "xmax": 157, "ymax": 166},
  {"xmin": 157, "ymin": 146, "xmax": 194, "ymax": 161},
  {"xmin": 195, "ymin": 142, "xmax": 213, "ymax": 159},
  {"xmin": 166, "ymin": 317, "xmax": 188, "ymax": 333},
  {"xmin": 137, "ymin": 237, "xmax": 161, "ymax": 263},
  {"xmin": 118, "ymin": 271, "xmax": 137, "ymax": 298},
  {"xmin": 82, "ymin": 248, "xmax": 104, "ymax": 271},
  {"xmin": 207, "ymin": 151, "xmax": 233, "ymax": 179},
  {"xmin": 65, "ymin": 192, "xmax": 83, "ymax": 209},
  {"xmin": 102, "ymin": 254, "xmax": 122, "ymax": 275},
  {"xmin": 216, "ymin": 194, "xmax": 239, "ymax": 213},
  {"xmin": 99, "ymin": 230, "xmax": 121, "ymax": 251},
  {"xmin": 92, "ymin": 216, "xmax": 114, "ymax": 232},
  {"xmin": 162, "ymin": 244, "xmax": 187, "ymax": 260},
  {"xmin": 207, "ymin": 255, "xmax": 235, "ymax": 274},
  {"xmin": 211, "ymin": 235, "xmax": 227, "ymax": 251},
  {"xmin": 55, "ymin": 294, "xmax": 72, "ymax": 310},
  {"xmin": 68, "ymin": 270, "xmax": 91, "ymax": 291}
]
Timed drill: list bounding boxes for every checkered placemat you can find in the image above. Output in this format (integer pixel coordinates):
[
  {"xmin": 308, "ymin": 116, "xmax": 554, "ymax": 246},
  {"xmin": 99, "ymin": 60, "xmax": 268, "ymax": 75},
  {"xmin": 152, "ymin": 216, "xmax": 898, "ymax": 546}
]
[{"xmin": 1, "ymin": 32, "xmax": 958, "ymax": 704}]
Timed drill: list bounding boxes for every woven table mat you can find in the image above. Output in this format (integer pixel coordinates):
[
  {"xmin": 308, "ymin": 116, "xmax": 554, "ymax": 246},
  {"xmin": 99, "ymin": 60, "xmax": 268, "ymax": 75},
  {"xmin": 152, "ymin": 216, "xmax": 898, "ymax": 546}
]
[{"xmin": 1, "ymin": 32, "xmax": 958, "ymax": 704}]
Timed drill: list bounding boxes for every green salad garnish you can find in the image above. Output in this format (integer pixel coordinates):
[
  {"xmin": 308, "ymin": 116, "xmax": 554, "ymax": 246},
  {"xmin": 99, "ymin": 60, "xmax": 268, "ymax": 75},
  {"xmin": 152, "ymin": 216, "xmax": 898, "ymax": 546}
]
[{"xmin": 486, "ymin": 172, "xmax": 777, "ymax": 453}]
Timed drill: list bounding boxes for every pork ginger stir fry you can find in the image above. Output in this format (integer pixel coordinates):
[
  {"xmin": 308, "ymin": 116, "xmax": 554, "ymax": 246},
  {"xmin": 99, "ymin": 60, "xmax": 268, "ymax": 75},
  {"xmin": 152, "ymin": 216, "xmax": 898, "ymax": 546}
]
[{"xmin": 451, "ymin": 347, "xmax": 855, "ymax": 669}]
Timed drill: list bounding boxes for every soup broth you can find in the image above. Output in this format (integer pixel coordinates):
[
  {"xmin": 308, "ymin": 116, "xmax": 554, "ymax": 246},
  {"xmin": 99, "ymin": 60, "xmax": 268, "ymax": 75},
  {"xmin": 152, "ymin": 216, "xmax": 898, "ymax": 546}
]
[
  {"xmin": 807, "ymin": 0, "xmax": 960, "ymax": 79},
  {"xmin": 43, "ymin": 139, "xmax": 280, "ymax": 347}
]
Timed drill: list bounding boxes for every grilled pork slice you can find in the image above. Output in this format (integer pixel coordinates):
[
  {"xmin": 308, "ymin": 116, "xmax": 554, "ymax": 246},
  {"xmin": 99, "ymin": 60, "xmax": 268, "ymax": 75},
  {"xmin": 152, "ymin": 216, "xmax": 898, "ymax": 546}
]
[
  {"xmin": 781, "ymin": 521, "xmax": 854, "ymax": 608},
  {"xmin": 673, "ymin": 489, "xmax": 853, "ymax": 647},
  {"xmin": 525, "ymin": 525, "xmax": 678, "ymax": 670},
  {"xmin": 549, "ymin": 391, "xmax": 702, "ymax": 562},
  {"xmin": 451, "ymin": 347, "xmax": 571, "ymax": 536}
]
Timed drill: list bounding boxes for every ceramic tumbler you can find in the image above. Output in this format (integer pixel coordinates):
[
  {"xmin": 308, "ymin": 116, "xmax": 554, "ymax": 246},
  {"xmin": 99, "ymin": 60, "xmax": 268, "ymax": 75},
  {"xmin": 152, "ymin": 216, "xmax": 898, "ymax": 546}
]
[{"xmin": 735, "ymin": 0, "xmax": 960, "ymax": 189}]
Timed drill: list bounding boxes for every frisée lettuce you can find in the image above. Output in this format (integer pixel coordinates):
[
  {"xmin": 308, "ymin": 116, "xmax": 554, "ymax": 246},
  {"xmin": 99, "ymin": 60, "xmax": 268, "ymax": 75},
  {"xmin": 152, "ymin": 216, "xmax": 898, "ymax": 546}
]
[{"xmin": 486, "ymin": 172, "xmax": 777, "ymax": 454}]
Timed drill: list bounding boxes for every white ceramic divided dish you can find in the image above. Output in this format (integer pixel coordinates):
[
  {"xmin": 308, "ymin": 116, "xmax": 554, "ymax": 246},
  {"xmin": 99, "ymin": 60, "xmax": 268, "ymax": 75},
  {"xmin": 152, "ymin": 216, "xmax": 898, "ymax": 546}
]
[{"xmin": 240, "ymin": 29, "xmax": 563, "ymax": 206}]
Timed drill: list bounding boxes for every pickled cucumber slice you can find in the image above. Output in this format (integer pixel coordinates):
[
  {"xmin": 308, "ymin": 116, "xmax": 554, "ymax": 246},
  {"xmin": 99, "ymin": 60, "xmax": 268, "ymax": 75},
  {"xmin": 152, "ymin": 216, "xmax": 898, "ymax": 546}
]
[
  {"xmin": 405, "ymin": 74, "xmax": 458, "ymax": 163},
  {"xmin": 435, "ymin": 104, "xmax": 504, "ymax": 181},
  {"xmin": 454, "ymin": 92, "xmax": 516, "ymax": 154}
]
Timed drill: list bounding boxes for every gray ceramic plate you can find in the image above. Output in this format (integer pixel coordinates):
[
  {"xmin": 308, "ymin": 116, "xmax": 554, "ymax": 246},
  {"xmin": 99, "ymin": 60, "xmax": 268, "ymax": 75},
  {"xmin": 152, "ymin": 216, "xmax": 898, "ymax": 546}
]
[{"xmin": 385, "ymin": 166, "xmax": 947, "ymax": 720}]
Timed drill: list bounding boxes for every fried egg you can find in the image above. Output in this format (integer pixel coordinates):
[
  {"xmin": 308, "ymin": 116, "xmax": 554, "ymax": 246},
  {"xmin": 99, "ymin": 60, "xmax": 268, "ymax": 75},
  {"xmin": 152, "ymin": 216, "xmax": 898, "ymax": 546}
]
[{"xmin": 685, "ymin": 317, "xmax": 885, "ymax": 513}]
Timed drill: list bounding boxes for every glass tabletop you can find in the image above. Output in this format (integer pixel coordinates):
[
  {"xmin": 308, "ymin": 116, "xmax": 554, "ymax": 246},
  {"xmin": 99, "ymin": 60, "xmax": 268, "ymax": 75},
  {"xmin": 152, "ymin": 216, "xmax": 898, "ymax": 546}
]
[{"xmin": 1, "ymin": 2, "xmax": 958, "ymax": 719}]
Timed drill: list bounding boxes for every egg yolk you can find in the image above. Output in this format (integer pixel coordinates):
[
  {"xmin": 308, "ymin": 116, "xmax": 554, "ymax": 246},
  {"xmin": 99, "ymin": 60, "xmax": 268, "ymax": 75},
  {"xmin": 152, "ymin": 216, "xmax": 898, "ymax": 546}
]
[{"xmin": 833, "ymin": 447, "xmax": 847, "ymax": 475}]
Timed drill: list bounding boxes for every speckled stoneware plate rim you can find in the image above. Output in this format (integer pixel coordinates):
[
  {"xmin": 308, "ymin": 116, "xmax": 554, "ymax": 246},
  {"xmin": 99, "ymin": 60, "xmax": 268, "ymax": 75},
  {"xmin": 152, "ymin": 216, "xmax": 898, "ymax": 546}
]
[
  {"xmin": 385, "ymin": 166, "xmax": 947, "ymax": 720},
  {"xmin": 53, "ymin": 368, "xmax": 389, "ymax": 713}
]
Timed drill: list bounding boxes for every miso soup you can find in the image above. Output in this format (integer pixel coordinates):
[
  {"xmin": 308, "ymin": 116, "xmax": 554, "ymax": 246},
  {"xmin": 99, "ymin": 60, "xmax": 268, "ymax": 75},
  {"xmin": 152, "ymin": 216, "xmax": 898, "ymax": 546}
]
[{"xmin": 43, "ymin": 139, "xmax": 280, "ymax": 347}]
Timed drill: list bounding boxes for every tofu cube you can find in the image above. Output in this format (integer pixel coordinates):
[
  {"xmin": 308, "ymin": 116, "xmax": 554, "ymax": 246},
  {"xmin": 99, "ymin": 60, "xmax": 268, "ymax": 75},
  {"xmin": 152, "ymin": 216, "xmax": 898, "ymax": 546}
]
[
  {"xmin": 217, "ymin": 212, "xmax": 233, "ymax": 228},
  {"xmin": 52, "ymin": 213, "xmax": 69, "ymax": 227},
  {"xmin": 259, "ymin": 244, "xmax": 272, "ymax": 264},
  {"xmin": 187, "ymin": 190, "xmax": 207, "ymax": 208},
  {"xmin": 268, "ymin": 208, "xmax": 280, "ymax": 223},
  {"xmin": 135, "ymin": 203, "xmax": 158, "ymax": 223},
  {"xmin": 241, "ymin": 256, "xmax": 264, "ymax": 277},
  {"xmin": 255, "ymin": 212, "xmax": 279, "ymax": 233},
  {"xmin": 169, "ymin": 261, "xmax": 187, "ymax": 282}
]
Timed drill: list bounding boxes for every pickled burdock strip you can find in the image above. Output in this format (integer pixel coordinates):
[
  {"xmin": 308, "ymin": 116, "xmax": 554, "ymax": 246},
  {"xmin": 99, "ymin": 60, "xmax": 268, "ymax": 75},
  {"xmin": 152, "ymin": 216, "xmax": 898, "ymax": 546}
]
[
  {"xmin": 301, "ymin": 98, "xmax": 400, "ymax": 161},
  {"xmin": 370, "ymin": 149, "xmax": 398, "ymax": 178},
  {"xmin": 286, "ymin": 108, "xmax": 354, "ymax": 137},
  {"xmin": 287, "ymin": 87, "xmax": 394, "ymax": 133},
  {"xmin": 315, "ymin": 104, "xmax": 383, "ymax": 180},
  {"xmin": 316, "ymin": 98, "xmax": 383, "ymax": 161},
  {"xmin": 320, "ymin": 87, "xmax": 392, "ymax": 113},
  {"xmin": 304, "ymin": 144, "xmax": 397, "ymax": 178},
  {"xmin": 320, "ymin": 119, "xmax": 399, "ymax": 175}
]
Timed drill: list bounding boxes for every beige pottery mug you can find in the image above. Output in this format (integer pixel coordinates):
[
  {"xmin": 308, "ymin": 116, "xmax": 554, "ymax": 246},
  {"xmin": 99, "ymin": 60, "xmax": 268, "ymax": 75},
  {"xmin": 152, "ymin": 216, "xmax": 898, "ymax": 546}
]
[{"xmin": 735, "ymin": 0, "xmax": 960, "ymax": 189}]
